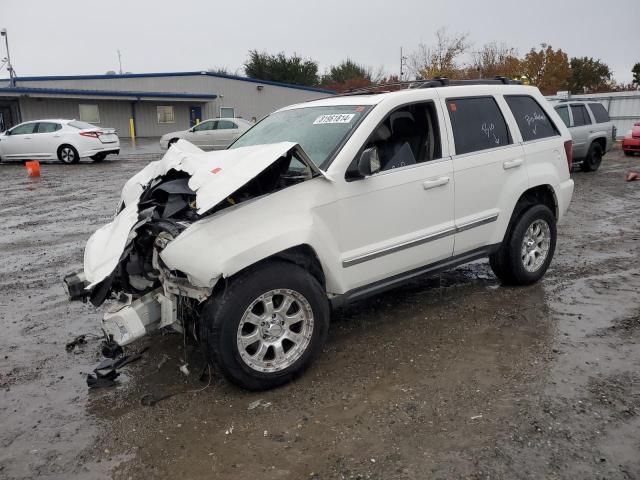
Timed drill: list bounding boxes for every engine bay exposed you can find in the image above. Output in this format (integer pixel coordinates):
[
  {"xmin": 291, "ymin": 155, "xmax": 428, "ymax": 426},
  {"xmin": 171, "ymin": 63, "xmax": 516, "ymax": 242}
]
[{"xmin": 88, "ymin": 150, "xmax": 316, "ymax": 307}]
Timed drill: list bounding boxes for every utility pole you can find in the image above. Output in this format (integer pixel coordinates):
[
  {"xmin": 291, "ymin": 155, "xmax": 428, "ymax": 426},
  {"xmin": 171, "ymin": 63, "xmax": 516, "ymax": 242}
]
[
  {"xmin": 400, "ymin": 47, "xmax": 407, "ymax": 81},
  {"xmin": 1, "ymin": 28, "xmax": 16, "ymax": 87},
  {"xmin": 117, "ymin": 49, "xmax": 123, "ymax": 75}
]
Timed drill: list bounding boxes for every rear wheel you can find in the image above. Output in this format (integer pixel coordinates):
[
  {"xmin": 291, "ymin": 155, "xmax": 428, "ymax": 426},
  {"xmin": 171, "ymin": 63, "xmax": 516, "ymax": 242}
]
[
  {"xmin": 490, "ymin": 204, "xmax": 557, "ymax": 286},
  {"xmin": 168, "ymin": 138, "xmax": 179, "ymax": 147},
  {"xmin": 57, "ymin": 145, "xmax": 79, "ymax": 164},
  {"xmin": 624, "ymin": 150, "xmax": 634, "ymax": 157},
  {"xmin": 581, "ymin": 142, "xmax": 603, "ymax": 172},
  {"xmin": 200, "ymin": 261, "xmax": 329, "ymax": 390},
  {"xmin": 91, "ymin": 153, "xmax": 107, "ymax": 162}
]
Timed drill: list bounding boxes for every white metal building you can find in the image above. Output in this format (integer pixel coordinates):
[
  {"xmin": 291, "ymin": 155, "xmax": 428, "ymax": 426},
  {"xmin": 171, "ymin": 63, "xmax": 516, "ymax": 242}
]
[{"xmin": 0, "ymin": 71, "xmax": 333, "ymax": 137}]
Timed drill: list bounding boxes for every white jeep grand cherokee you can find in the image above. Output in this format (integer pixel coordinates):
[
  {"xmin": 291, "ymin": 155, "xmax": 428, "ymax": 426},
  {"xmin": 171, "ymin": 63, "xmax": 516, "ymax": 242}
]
[{"xmin": 65, "ymin": 79, "xmax": 574, "ymax": 390}]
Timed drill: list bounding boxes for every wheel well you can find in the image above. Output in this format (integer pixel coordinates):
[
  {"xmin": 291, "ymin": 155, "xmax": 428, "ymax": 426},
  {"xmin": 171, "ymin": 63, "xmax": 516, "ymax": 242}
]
[
  {"xmin": 214, "ymin": 245, "xmax": 326, "ymax": 295},
  {"xmin": 169, "ymin": 138, "xmax": 179, "ymax": 145},
  {"xmin": 515, "ymin": 185, "xmax": 558, "ymax": 220},
  {"xmin": 592, "ymin": 137, "xmax": 606, "ymax": 152}
]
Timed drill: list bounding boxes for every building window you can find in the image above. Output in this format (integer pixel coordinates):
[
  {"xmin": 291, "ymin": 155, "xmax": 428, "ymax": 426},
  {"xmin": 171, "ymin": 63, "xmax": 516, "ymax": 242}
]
[
  {"xmin": 79, "ymin": 104, "xmax": 100, "ymax": 124},
  {"xmin": 220, "ymin": 107, "xmax": 235, "ymax": 118},
  {"xmin": 157, "ymin": 105, "xmax": 175, "ymax": 124}
]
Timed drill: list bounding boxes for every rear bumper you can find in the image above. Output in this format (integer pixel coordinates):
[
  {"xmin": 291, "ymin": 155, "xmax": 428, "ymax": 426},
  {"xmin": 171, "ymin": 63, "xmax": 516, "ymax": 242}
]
[
  {"xmin": 557, "ymin": 178, "xmax": 574, "ymax": 220},
  {"xmin": 622, "ymin": 137, "xmax": 640, "ymax": 152}
]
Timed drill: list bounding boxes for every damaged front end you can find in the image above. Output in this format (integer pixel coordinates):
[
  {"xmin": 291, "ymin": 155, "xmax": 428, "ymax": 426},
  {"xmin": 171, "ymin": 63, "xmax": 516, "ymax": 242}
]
[{"xmin": 64, "ymin": 140, "xmax": 323, "ymax": 347}]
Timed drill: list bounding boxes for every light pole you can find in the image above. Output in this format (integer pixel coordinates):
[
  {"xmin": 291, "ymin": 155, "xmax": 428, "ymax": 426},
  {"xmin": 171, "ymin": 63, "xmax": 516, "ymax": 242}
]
[{"xmin": 1, "ymin": 28, "xmax": 16, "ymax": 87}]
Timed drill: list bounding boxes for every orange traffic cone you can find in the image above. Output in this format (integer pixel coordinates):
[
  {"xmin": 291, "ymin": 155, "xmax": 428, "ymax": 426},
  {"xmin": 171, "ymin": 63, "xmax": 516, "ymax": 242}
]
[{"xmin": 25, "ymin": 161, "xmax": 41, "ymax": 177}]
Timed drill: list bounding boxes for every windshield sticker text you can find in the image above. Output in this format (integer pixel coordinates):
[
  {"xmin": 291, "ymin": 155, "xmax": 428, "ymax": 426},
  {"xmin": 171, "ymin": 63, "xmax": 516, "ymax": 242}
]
[{"xmin": 313, "ymin": 114, "xmax": 356, "ymax": 125}]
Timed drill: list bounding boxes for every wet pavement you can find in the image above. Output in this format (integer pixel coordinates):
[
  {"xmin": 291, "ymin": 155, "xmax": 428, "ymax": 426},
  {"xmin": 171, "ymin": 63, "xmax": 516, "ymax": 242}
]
[{"xmin": 1, "ymin": 149, "xmax": 639, "ymax": 479}]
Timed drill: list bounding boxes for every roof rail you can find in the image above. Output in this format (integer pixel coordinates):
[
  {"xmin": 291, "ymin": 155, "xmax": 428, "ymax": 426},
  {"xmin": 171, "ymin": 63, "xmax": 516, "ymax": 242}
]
[{"xmin": 336, "ymin": 76, "xmax": 522, "ymax": 96}]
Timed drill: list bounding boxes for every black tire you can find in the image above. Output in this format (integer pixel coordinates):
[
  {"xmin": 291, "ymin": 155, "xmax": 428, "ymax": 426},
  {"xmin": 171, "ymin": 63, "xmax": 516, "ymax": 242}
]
[
  {"xmin": 57, "ymin": 145, "xmax": 80, "ymax": 164},
  {"xmin": 623, "ymin": 150, "xmax": 634, "ymax": 157},
  {"xmin": 581, "ymin": 142, "xmax": 603, "ymax": 172},
  {"xmin": 91, "ymin": 153, "xmax": 107, "ymax": 162},
  {"xmin": 490, "ymin": 204, "xmax": 557, "ymax": 286},
  {"xmin": 200, "ymin": 260, "xmax": 330, "ymax": 390}
]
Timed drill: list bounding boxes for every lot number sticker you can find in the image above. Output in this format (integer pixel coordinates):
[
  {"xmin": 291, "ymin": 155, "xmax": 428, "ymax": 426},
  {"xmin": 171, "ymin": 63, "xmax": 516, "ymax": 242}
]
[{"xmin": 313, "ymin": 114, "xmax": 355, "ymax": 125}]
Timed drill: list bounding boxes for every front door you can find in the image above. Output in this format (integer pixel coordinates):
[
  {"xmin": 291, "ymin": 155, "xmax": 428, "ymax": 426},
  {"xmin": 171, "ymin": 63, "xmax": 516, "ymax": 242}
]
[
  {"xmin": 1, "ymin": 122, "xmax": 39, "ymax": 158},
  {"xmin": 184, "ymin": 120, "xmax": 215, "ymax": 149},
  {"xmin": 189, "ymin": 106, "xmax": 202, "ymax": 127},
  {"xmin": 330, "ymin": 101, "xmax": 455, "ymax": 292},
  {"xmin": 211, "ymin": 119, "xmax": 238, "ymax": 149}
]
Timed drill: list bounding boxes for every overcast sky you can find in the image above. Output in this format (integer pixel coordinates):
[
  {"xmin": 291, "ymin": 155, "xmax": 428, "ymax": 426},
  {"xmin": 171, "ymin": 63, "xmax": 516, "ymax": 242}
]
[{"xmin": 1, "ymin": 0, "xmax": 638, "ymax": 83}]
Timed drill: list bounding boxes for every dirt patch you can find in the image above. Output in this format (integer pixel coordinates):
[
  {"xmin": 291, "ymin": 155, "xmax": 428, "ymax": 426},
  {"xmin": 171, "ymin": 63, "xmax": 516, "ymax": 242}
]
[{"xmin": 1, "ymin": 149, "xmax": 640, "ymax": 479}]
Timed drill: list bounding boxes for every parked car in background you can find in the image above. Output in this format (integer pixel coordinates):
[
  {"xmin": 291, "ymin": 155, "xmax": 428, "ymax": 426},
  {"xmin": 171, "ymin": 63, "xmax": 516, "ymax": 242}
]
[
  {"xmin": 66, "ymin": 79, "xmax": 574, "ymax": 390},
  {"xmin": 159, "ymin": 118, "xmax": 252, "ymax": 150},
  {"xmin": 553, "ymin": 101, "xmax": 616, "ymax": 172},
  {"xmin": 0, "ymin": 119, "xmax": 120, "ymax": 164},
  {"xmin": 622, "ymin": 122, "xmax": 640, "ymax": 156}
]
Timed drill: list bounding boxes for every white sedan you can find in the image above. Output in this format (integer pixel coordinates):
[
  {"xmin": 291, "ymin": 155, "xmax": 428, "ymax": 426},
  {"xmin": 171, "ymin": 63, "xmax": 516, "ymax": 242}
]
[
  {"xmin": 159, "ymin": 118, "xmax": 252, "ymax": 151},
  {"xmin": 0, "ymin": 119, "xmax": 120, "ymax": 164}
]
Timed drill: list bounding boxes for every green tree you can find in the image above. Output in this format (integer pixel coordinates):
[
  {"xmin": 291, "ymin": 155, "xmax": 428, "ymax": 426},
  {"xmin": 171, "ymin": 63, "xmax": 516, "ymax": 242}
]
[
  {"xmin": 568, "ymin": 57, "xmax": 612, "ymax": 93},
  {"xmin": 244, "ymin": 50, "xmax": 319, "ymax": 86},
  {"xmin": 633, "ymin": 63, "xmax": 640, "ymax": 85},
  {"xmin": 522, "ymin": 44, "xmax": 570, "ymax": 95},
  {"xmin": 320, "ymin": 59, "xmax": 373, "ymax": 92}
]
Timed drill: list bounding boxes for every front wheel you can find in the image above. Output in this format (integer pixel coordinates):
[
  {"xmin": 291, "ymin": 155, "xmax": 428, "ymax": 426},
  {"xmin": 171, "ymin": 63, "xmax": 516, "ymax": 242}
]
[
  {"xmin": 200, "ymin": 261, "xmax": 329, "ymax": 390},
  {"xmin": 57, "ymin": 145, "xmax": 79, "ymax": 164},
  {"xmin": 581, "ymin": 143, "xmax": 603, "ymax": 172},
  {"xmin": 490, "ymin": 204, "xmax": 557, "ymax": 286}
]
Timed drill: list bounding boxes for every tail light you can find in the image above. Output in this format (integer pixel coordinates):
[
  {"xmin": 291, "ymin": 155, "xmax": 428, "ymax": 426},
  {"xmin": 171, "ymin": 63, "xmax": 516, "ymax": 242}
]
[
  {"xmin": 564, "ymin": 140, "xmax": 573, "ymax": 171},
  {"xmin": 80, "ymin": 131, "xmax": 101, "ymax": 138}
]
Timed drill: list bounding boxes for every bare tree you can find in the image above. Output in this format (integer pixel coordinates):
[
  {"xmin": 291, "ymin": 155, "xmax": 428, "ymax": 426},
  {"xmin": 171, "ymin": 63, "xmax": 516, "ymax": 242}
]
[
  {"xmin": 409, "ymin": 28, "xmax": 470, "ymax": 79},
  {"xmin": 468, "ymin": 42, "xmax": 522, "ymax": 80}
]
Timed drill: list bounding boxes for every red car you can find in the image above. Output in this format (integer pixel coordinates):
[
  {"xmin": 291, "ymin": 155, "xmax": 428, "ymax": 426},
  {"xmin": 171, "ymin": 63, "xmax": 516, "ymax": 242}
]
[{"xmin": 623, "ymin": 122, "xmax": 640, "ymax": 156}]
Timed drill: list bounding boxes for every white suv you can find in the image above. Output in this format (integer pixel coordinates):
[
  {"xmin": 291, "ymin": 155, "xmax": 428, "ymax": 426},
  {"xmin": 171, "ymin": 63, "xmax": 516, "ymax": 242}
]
[{"xmin": 65, "ymin": 79, "xmax": 574, "ymax": 390}]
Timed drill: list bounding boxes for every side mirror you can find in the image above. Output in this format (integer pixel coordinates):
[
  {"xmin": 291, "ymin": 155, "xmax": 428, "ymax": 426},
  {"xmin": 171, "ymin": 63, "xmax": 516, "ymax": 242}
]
[{"xmin": 357, "ymin": 147, "xmax": 381, "ymax": 177}]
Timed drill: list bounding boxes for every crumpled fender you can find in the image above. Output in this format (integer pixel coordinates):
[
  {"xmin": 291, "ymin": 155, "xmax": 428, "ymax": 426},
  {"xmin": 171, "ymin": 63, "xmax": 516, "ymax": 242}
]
[{"xmin": 83, "ymin": 140, "xmax": 305, "ymax": 287}]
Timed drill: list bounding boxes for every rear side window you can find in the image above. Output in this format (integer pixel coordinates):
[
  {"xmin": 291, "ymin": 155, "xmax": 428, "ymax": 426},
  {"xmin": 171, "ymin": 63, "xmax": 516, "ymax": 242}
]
[
  {"xmin": 589, "ymin": 103, "xmax": 610, "ymax": 123},
  {"xmin": 570, "ymin": 105, "xmax": 592, "ymax": 126},
  {"xmin": 555, "ymin": 106, "xmax": 570, "ymax": 127},
  {"xmin": 505, "ymin": 95, "xmax": 559, "ymax": 141},
  {"xmin": 37, "ymin": 122, "xmax": 61, "ymax": 133},
  {"xmin": 446, "ymin": 97, "xmax": 511, "ymax": 155},
  {"xmin": 216, "ymin": 120, "xmax": 238, "ymax": 130}
]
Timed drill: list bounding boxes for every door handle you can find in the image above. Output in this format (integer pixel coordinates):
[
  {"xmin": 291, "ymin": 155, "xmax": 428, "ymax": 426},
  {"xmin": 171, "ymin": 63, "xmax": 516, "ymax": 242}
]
[
  {"xmin": 422, "ymin": 176, "xmax": 450, "ymax": 190},
  {"xmin": 24, "ymin": 136, "xmax": 32, "ymax": 140},
  {"xmin": 503, "ymin": 159, "xmax": 523, "ymax": 170}
]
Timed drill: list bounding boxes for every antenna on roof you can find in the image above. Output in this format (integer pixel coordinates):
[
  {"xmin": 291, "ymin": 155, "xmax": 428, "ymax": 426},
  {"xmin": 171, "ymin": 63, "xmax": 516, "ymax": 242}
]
[{"xmin": 117, "ymin": 50, "xmax": 123, "ymax": 75}]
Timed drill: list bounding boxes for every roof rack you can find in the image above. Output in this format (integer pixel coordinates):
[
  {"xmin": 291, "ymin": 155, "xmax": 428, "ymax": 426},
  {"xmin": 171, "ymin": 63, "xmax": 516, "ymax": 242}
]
[{"xmin": 338, "ymin": 76, "xmax": 522, "ymax": 96}]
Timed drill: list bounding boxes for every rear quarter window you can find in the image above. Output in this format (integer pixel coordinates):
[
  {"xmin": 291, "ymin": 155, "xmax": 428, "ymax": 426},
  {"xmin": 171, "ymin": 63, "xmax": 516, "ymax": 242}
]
[
  {"xmin": 589, "ymin": 103, "xmax": 611, "ymax": 123},
  {"xmin": 446, "ymin": 97, "xmax": 511, "ymax": 155},
  {"xmin": 505, "ymin": 95, "xmax": 559, "ymax": 141}
]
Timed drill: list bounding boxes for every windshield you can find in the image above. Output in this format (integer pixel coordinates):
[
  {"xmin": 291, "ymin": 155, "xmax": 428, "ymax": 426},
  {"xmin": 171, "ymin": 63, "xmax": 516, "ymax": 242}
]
[{"xmin": 229, "ymin": 105, "xmax": 371, "ymax": 168}]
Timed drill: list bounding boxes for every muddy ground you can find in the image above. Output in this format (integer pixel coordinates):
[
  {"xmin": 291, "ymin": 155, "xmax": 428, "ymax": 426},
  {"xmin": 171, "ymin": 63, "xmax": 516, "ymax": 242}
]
[{"xmin": 1, "ymin": 148, "xmax": 639, "ymax": 480}]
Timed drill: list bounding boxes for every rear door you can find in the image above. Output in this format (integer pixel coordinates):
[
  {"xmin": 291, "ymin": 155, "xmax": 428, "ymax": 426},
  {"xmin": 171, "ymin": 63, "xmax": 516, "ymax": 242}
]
[
  {"xmin": 212, "ymin": 119, "xmax": 239, "ymax": 149},
  {"xmin": 569, "ymin": 104, "xmax": 592, "ymax": 158},
  {"xmin": 32, "ymin": 122, "xmax": 63, "ymax": 158},
  {"xmin": 1, "ymin": 122, "xmax": 38, "ymax": 158},
  {"xmin": 444, "ymin": 95, "xmax": 528, "ymax": 254}
]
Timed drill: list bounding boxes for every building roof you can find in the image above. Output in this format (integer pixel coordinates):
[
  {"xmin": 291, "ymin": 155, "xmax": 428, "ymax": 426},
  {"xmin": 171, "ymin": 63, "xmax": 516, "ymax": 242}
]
[
  {"xmin": 3, "ymin": 70, "xmax": 335, "ymax": 94},
  {"xmin": 0, "ymin": 86, "xmax": 217, "ymax": 101}
]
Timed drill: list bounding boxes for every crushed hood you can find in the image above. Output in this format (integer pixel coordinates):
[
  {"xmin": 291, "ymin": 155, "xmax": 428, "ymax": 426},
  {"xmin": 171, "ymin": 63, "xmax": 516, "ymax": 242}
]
[{"xmin": 83, "ymin": 140, "xmax": 324, "ymax": 287}]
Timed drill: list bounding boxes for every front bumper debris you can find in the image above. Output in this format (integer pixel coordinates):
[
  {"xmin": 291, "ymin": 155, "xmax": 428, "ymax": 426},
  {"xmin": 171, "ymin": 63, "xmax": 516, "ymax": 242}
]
[
  {"xmin": 101, "ymin": 288, "xmax": 178, "ymax": 346},
  {"xmin": 63, "ymin": 271, "xmax": 90, "ymax": 301}
]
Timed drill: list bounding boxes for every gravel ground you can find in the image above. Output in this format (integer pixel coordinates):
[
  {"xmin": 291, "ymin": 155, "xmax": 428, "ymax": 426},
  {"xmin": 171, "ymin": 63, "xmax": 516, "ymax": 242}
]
[{"xmin": 0, "ymin": 148, "xmax": 639, "ymax": 479}]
